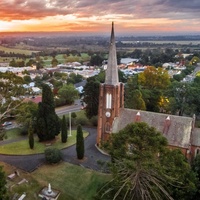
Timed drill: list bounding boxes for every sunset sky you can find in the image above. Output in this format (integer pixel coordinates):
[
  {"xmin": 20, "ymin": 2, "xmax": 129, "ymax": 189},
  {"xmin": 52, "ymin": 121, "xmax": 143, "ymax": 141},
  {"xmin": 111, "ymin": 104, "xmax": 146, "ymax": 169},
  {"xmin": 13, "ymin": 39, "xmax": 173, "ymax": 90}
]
[{"xmin": 1, "ymin": 0, "xmax": 200, "ymax": 35}]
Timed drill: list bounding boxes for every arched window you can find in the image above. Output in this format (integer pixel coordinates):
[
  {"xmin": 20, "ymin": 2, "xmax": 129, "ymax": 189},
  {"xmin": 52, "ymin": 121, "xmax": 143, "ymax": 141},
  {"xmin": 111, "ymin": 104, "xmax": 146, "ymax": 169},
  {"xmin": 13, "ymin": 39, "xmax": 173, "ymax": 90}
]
[
  {"xmin": 105, "ymin": 122, "xmax": 111, "ymax": 133},
  {"xmin": 106, "ymin": 93, "xmax": 112, "ymax": 109},
  {"xmin": 195, "ymin": 149, "xmax": 200, "ymax": 157}
]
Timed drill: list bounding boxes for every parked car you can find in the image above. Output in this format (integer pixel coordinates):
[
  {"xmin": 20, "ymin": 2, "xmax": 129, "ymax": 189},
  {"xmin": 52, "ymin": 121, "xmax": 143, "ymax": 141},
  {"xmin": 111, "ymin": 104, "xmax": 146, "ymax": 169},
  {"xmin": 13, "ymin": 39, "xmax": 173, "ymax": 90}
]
[{"xmin": 2, "ymin": 121, "xmax": 12, "ymax": 126}]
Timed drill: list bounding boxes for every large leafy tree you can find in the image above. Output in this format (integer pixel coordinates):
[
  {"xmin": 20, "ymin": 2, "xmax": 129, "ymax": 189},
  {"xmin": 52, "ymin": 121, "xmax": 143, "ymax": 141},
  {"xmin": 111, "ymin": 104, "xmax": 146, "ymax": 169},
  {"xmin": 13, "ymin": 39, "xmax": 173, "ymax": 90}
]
[
  {"xmin": 125, "ymin": 88, "xmax": 146, "ymax": 110},
  {"xmin": 0, "ymin": 71, "xmax": 26, "ymax": 138},
  {"xmin": 125, "ymin": 67, "xmax": 170, "ymax": 112},
  {"xmin": 138, "ymin": 66, "xmax": 170, "ymax": 90},
  {"xmin": 192, "ymin": 155, "xmax": 200, "ymax": 199},
  {"xmin": 34, "ymin": 84, "xmax": 60, "ymax": 141},
  {"xmin": 83, "ymin": 77, "xmax": 100, "ymax": 119},
  {"xmin": 15, "ymin": 101, "xmax": 38, "ymax": 128},
  {"xmin": 166, "ymin": 82, "xmax": 197, "ymax": 116},
  {"xmin": 58, "ymin": 84, "xmax": 79, "ymax": 105},
  {"xmin": 96, "ymin": 122, "xmax": 197, "ymax": 200},
  {"xmin": 0, "ymin": 71, "xmax": 25, "ymax": 121}
]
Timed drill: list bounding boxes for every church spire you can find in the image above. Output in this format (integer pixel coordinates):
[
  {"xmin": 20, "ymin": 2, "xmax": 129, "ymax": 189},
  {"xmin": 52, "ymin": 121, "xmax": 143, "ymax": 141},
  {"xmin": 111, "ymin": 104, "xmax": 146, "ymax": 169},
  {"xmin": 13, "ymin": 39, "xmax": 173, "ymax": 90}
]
[{"xmin": 105, "ymin": 22, "xmax": 119, "ymax": 85}]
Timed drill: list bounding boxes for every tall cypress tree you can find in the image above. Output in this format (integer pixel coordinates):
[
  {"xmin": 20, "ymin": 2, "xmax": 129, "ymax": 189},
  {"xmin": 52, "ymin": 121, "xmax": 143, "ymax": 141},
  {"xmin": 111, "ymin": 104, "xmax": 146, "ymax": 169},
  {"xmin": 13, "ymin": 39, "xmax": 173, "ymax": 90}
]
[
  {"xmin": 76, "ymin": 124, "xmax": 84, "ymax": 159},
  {"xmin": 28, "ymin": 120, "xmax": 34, "ymax": 149},
  {"xmin": 61, "ymin": 115, "xmax": 68, "ymax": 143},
  {"xmin": 35, "ymin": 84, "xmax": 60, "ymax": 141}
]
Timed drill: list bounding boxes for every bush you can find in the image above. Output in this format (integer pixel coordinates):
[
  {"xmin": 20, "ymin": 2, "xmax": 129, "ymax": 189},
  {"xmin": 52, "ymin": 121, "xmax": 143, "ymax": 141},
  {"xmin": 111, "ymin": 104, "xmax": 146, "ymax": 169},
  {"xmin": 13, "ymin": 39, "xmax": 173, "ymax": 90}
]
[
  {"xmin": 65, "ymin": 116, "xmax": 76, "ymax": 126},
  {"xmin": 44, "ymin": 147, "xmax": 62, "ymax": 164},
  {"xmin": 90, "ymin": 115, "xmax": 98, "ymax": 126},
  {"xmin": 76, "ymin": 116, "xmax": 88, "ymax": 126},
  {"xmin": 20, "ymin": 126, "xmax": 28, "ymax": 135},
  {"xmin": 71, "ymin": 112, "xmax": 77, "ymax": 118}
]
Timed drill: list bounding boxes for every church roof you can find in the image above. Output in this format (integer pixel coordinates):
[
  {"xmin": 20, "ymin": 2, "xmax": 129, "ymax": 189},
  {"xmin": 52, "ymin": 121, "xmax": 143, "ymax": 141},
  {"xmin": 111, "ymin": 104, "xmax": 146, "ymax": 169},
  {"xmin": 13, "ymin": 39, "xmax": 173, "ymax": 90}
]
[
  {"xmin": 105, "ymin": 22, "xmax": 119, "ymax": 86},
  {"xmin": 112, "ymin": 108, "xmax": 194, "ymax": 149},
  {"xmin": 191, "ymin": 128, "xmax": 200, "ymax": 146}
]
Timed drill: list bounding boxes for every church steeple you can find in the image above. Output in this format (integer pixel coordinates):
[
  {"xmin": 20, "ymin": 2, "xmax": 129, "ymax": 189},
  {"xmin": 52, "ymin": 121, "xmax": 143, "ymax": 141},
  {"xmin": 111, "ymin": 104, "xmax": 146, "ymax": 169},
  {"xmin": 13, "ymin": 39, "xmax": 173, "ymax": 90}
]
[
  {"xmin": 97, "ymin": 22, "xmax": 124, "ymax": 146},
  {"xmin": 105, "ymin": 22, "xmax": 119, "ymax": 85}
]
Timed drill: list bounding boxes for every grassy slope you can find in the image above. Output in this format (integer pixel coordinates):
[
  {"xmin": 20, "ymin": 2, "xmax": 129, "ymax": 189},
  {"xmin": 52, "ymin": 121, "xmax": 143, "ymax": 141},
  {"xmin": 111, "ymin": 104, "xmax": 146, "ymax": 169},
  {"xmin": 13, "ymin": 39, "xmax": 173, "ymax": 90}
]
[{"xmin": 1, "ymin": 161, "xmax": 110, "ymax": 200}]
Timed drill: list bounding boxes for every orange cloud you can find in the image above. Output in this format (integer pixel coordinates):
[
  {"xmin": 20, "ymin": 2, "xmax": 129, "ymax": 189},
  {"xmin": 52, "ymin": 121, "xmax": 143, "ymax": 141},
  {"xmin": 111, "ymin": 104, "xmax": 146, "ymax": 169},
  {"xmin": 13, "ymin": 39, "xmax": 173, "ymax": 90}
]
[{"xmin": 0, "ymin": 0, "xmax": 200, "ymax": 34}]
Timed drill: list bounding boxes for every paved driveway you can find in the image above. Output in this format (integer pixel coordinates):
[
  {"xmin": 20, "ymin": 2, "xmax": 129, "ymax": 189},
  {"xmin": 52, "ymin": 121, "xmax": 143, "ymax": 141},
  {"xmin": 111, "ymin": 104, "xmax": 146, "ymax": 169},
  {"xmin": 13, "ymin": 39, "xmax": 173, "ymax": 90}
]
[{"xmin": 0, "ymin": 127, "xmax": 110, "ymax": 172}]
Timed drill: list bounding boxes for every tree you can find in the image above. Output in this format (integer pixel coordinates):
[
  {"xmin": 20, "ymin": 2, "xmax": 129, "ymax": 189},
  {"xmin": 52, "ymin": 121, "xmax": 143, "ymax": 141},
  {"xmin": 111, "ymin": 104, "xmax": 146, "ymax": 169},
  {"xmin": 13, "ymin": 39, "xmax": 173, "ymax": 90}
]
[
  {"xmin": 166, "ymin": 82, "xmax": 193, "ymax": 116},
  {"xmin": 23, "ymin": 75, "xmax": 32, "ymax": 84},
  {"xmin": 51, "ymin": 56, "xmax": 58, "ymax": 67},
  {"xmin": 9, "ymin": 58, "xmax": 17, "ymax": 67},
  {"xmin": 0, "ymin": 71, "xmax": 26, "ymax": 138},
  {"xmin": 61, "ymin": 115, "xmax": 68, "ymax": 143},
  {"xmin": 67, "ymin": 73, "xmax": 83, "ymax": 84},
  {"xmin": 97, "ymin": 122, "xmax": 197, "ymax": 200},
  {"xmin": 76, "ymin": 124, "xmax": 84, "ymax": 160},
  {"xmin": 192, "ymin": 155, "xmax": 200, "ymax": 199},
  {"xmin": 28, "ymin": 120, "xmax": 34, "ymax": 149},
  {"xmin": 15, "ymin": 101, "xmax": 38, "ymax": 128},
  {"xmin": 138, "ymin": 66, "xmax": 170, "ymax": 90},
  {"xmin": 34, "ymin": 84, "xmax": 60, "ymax": 141},
  {"xmin": 90, "ymin": 54, "xmax": 104, "ymax": 66},
  {"xmin": 58, "ymin": 84, "xmax": 79, "ymax": 105},
  {"xmin": 125, "ymin": 89, "xmax": 146, "ymax": 110},
  {"xmin": 0, "ymin": 166, "xmax": 8, "ymax": 200},
  {"xmin": 83, "ymin": 78, "xmax": 100, "ymax": 119},
  {"xmin": 136, "ymin": 66, "xmax": 170, "ymax": 112}
]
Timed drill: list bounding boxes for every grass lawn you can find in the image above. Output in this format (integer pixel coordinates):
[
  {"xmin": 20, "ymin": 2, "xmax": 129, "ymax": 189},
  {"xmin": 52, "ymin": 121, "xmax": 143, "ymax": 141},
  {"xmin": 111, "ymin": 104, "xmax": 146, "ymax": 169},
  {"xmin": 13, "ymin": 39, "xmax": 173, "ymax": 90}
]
[
  {"xmin": 4, "ymin": 128, "xmax": 22, "ymax": 140},
  {"xmin": 0, "ymin": 130, "xmax": 88, "ymax": 155},
  {"xmin": 1, "ymin": 161, "xmax": 111, "ymax": 200}
]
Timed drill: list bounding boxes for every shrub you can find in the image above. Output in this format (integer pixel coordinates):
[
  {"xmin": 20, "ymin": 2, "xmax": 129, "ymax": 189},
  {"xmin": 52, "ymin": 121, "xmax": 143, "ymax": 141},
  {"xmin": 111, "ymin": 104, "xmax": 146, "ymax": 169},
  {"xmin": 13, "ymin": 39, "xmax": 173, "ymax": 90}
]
[
  {"xmin": 76, "ymin": 116, "xmax": 88, "ymax": 126},
  {"xmin": 71, "ymin": 112, "xmax": 77, "ymax": 118},
  {"xmin": 20, "ymin": 126, "xmax": 28, "ymax": 135},
  {"xmin": 90, "ymin": 115, "xmax": 98, "ymax": 126},
  {"xmin": 44, "ymin": 147, "xmax": 62, "ymax": 164}
]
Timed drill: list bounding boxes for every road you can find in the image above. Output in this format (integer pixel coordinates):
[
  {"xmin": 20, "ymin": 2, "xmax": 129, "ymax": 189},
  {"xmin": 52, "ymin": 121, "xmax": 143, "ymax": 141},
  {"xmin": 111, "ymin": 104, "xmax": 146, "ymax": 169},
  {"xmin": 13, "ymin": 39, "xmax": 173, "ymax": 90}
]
[
  {"xmin": 55, "ymin": 104, "xmax": 82, "ymax": 116},
  {"xmin": 3, "ymin": 100, "xmax": 82, "ymax": 130},
  {"xmin": 0, "ymin": 128, "xmax": 110, "ymax": 172},
  {"xmin": 0, "ymin": 100, "xmax": 111, "ymax": 172}
]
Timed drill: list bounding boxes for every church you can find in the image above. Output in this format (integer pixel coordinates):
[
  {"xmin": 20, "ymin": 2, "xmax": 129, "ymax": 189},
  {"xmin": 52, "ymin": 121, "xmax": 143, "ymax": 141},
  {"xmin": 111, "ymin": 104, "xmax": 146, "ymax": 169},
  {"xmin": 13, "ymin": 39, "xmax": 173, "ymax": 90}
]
[{"xmin": 97, "ymin": 22, "xmax": 200, "ymax": 160}]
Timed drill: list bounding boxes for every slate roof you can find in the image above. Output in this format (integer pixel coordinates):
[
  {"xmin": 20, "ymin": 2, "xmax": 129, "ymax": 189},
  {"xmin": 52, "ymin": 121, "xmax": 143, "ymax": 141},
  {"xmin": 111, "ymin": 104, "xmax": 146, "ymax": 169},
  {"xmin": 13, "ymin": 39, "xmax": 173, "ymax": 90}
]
[
  {"xmin": 191, "ymin": 128, "xmax": 200, "ymax": 146},
  {"xmin": 112, "ymin": 108, "xmax": 194, "ymax": 149}
]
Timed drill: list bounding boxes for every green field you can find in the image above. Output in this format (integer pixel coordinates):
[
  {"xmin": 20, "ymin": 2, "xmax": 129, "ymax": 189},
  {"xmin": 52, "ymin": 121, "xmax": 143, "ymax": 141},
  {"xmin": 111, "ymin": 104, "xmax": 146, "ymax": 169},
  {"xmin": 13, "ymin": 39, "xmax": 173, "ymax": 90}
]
[
  {"xmin": 0, "ymin": 44, "xmax": 91, "ymax": 67},
  {"xmin": 0, "ymin": 45, "xmax": 39, "ymax": 55}
]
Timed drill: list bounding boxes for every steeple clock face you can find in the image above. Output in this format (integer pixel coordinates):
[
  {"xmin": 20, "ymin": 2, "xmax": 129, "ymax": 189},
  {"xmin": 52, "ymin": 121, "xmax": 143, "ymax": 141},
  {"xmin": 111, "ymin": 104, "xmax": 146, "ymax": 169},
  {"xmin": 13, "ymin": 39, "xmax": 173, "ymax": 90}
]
[{"xmin": 105, "ymin": 111, "xmax": 111, "ymax": 118}]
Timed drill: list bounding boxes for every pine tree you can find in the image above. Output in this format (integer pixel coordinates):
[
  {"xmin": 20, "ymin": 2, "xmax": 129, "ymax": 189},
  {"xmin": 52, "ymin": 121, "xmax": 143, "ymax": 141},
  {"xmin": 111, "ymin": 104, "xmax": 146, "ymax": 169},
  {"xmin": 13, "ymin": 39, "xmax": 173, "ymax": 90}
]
[
  {"xmin": 28, "ymin": 120, "xmax": 34, "ymax": 149},
  {"xmin": 76, "ymin": 124, "xmax": 84, "ymax": 159},
  {"xmin": 35, "ymin": 84, "xmax": 60, "ymax": 141},
  {"xmin": 61, "ymin": 115, "xmax": 68, "ymax": 143}
]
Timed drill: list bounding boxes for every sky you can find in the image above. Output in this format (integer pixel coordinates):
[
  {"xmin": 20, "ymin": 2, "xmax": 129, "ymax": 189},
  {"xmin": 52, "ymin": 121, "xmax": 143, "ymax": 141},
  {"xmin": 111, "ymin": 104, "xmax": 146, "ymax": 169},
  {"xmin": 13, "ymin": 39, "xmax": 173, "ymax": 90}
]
[{"xmin": 1, "ymin": 0, "xmax": 200, "ymax": 35}]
